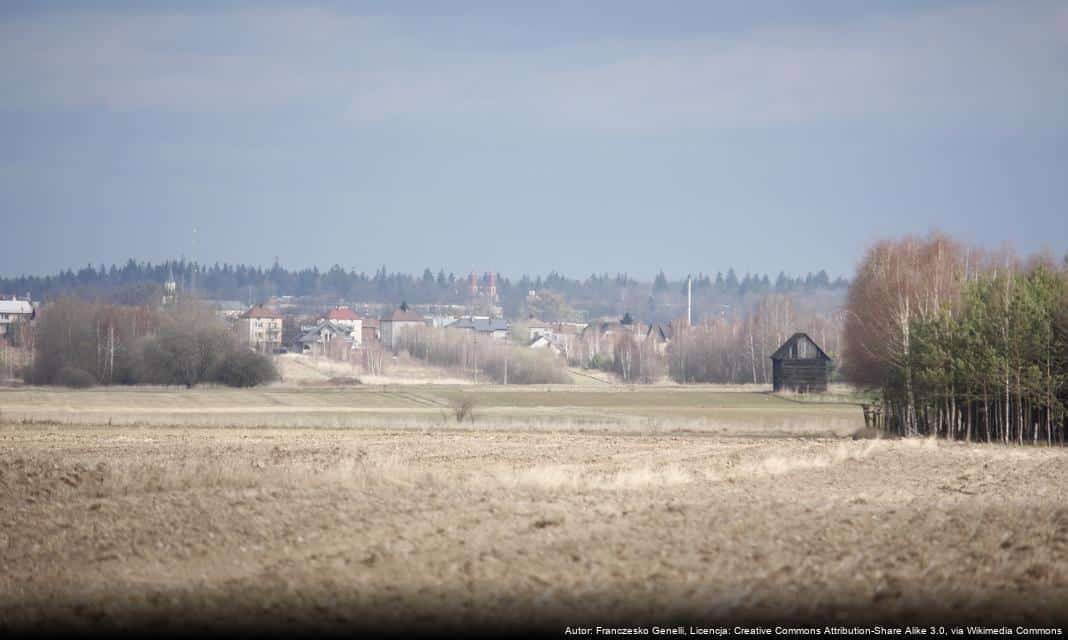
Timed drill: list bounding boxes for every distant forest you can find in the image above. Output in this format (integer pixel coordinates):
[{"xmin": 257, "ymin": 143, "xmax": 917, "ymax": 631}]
[{"xmin": 0, "ymin": 260, "xmax": 849, "ymax": 322}]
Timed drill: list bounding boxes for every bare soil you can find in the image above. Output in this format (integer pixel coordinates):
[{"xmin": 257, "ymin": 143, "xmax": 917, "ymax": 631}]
[{"xmin": 1, "ymin": 391, "xmax": 1066, "ymax": 634}]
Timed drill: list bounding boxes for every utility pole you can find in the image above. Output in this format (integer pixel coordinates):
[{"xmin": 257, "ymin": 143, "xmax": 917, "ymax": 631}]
[
  {"xmin": 108, "ymin": 323, "xmax": 115, "ymax": 384},
  {"xmin": 192, "ymin": 226, "xmax": 198, "ymax": 297}
]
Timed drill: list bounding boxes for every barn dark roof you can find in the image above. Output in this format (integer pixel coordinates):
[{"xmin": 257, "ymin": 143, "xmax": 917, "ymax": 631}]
[{"xmin": 770, "ymin": 332, "xmax": 831, "ymax": 361}]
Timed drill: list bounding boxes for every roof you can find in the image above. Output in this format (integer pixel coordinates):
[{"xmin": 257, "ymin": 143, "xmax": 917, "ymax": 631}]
[
  {"xmin": 527, "ymin": 334, "xmax": 560, "ymax": 347},
  {"xmin": 382, "ymin": 308, "xmax": 424, "ymax": 322},
  {"xmin": 450, "ymin": 317, "xmax": 509, "ymax": 332},
  {"xmin": 325, "ymin": 307, "xmax": 360, "ymax": 321},
  {"xmin": 646, "ymin": 324, "xmax": 674, "ymax": 342},
  {"xmin": 241, "ymin": 306, "xmax": 283, "ymax": 320},
  {"xmin": 297, "ymin": 320, "xmax": 350, "ymax": 344},
  {"xmin": 770, "ymin": 332, "xmax": 832, "ymax": 361},
  {"xmin": 0, "ymin": 299, "xmax": 34, "ymax": 315},
  {"xmin": 362, "ymin": 319, "xmax": 380, "ymax": 329}
]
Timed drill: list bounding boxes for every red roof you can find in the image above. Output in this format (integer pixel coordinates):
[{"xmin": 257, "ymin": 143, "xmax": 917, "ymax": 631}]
[
  {"xmin": 325, "ymin": 307, "xmax": 360, "ymax": 321},
  {"xmin": 383, "ymin": 308, "xmax": 424, "ymax": 322},
  {"xmin": 241, "ymin": 306, "xmax": 282, "ymax": 320},
  {"xmin": 362, "ymin": 319, "xmax": 380, "ymax": 329}
]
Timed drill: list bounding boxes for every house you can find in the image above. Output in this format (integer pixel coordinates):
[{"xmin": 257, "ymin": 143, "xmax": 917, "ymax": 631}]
[
  {"xmin": 237, "ymin": 305, "xmax": 284, "ymax": 353},
  {"xmin": 645, "ymin": 323, "xmax": 674, "ymax": 355},
  {"xmin": 770, "ymin": 332, "xmax": 832, "ymax": 393},
  {"xmin": 380, "ymin": 305, "xmax": 425, "ymax": 350},
  {"xmin": 296, "ymin": 320, "xmax": 353, "ymax": 356},
  {"xmin": 580, "ymin": 316, "xmax": 646, "ymax": 347},
  {"xmin": 324, "ymin": 306, "xmax": 360, "ymax": 327},
  {"xmin": 528, "ymin": 334, "xmax": 564, "ymax": 357},
  {"xmin": 322, "ymin": 307, "xmax": 362, "ymax": 346},
  {"xmin": 0, "ymin": 296, "xmax": 35, "ymax": 337},
  {"xmin": 574, "ymin": 315, "xmax": 659, "ymax": 365},
  {"xmin": 449, "ymin": 316, "xmax": 509, "ymax": 340}
]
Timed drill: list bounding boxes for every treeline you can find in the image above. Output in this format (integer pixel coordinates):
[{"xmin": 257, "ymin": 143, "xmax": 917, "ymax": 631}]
[
  {"xmin": 668, "ymin": 298, "xmax": 842, "ymax": 384},
  {"xmin": 27, "ymin": 297, "xmax": 277, "ymax": 388},
  {"xmin": 2, "ymin": 259, "xmax": 848, "ymax": 322},
  {"xmin": 843, "ymin": 233, "xmax": 1068, "ymax": 444},
  {"xmin": 573, "ymin": 294, "xmax": 842, "ymax": 384},
  {"xmin": 395, "ymin": 326, "xmax": 571, "ymax": 385}
]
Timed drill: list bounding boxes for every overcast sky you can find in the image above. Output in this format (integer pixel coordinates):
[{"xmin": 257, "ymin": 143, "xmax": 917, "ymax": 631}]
[{"xmin": 2, "ymin": 0, "xmax": 1066, "ymax": 280}]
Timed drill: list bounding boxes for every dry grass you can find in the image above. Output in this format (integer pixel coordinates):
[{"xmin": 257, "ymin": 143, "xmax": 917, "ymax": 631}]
[
  {"xmin": 0, "ymin": 385, "xmax": 864, "ymax": 438},
  {"xmin": 1, "ymin": 387, "xmax": 1066, "ymax": 633},
  {"xmin": 275, "ymin": 352, "xmax": 476, "ymax": 385}
]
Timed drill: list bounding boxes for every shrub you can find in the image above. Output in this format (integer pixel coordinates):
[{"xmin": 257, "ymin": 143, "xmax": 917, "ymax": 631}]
[
  {"xmin": 587, "ymin": 353, "xmax": 613, "ymax": 372},
  {"xmin": 451, "ymin": 396, "xmax": 477, "ymax": 422},
  {"xmin": 214, "ymin": 350, "xmax": 279, "ymax": 387},
  {"xmin": 30, "ymin": 296, "xmax": 279, "ymax": 388}
]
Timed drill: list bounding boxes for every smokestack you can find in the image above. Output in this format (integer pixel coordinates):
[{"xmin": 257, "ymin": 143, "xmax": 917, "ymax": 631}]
[{"xmin": 687, "ymin": 276, "xmax": 692, "ymax": 327}]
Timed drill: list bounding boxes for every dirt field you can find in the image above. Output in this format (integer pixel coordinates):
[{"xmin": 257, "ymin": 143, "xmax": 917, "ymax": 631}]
[{"xmin": 2, "ymin": 387, "xmax": 1066, "ymax": 634}]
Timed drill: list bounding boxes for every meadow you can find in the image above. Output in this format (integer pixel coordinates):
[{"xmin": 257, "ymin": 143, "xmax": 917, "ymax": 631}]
[{"xmin": 1, "ymin": 385, "xmax": 1066, "ymax": 633}]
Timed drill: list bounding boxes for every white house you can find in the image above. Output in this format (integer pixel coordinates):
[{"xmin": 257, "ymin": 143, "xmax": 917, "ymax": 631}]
[
  {"xmin": 527, "ymin": 334, "xmax": 564, "ymax": 357},
  {"xmin": 323, "ymin": 307, "xmax": 363, "ymax": 346},
  {"xmin": 236, "ymin": 305, "xmax": 284, "ymax": 353},
  {"xmin": 0, "ymin": 297, "xmax": 35, "ymax": 337}
]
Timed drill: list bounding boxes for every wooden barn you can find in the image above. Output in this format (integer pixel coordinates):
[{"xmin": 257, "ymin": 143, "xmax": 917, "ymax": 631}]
[{"xmin": 770, "ymin": 332, "xmax": 832, "ymax": 393}]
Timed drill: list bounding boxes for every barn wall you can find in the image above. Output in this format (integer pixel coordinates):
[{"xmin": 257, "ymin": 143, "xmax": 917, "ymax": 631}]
[{"xmin": 776, "ymin": 359, "xmax": 829, "ymax": 392}]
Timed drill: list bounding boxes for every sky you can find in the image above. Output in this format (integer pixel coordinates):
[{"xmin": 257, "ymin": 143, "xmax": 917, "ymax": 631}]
[{"xmin": 1, "ymin": 0, "xmax": 1066, "ymax": 281}]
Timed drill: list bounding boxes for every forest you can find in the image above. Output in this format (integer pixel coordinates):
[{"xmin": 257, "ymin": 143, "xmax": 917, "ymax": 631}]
[
  {"xmin": 0, "ymin": 260, "xmax": 848, "ymax": 323},
  {"xmin": 842, "ymin": 233, "xmax": 1068, "ymax": 444}
]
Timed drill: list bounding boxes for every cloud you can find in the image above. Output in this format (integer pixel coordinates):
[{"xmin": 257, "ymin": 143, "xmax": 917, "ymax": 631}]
[{"xmin": 1, "ymin": 1, "xmax": 1066, "ymax": 130}]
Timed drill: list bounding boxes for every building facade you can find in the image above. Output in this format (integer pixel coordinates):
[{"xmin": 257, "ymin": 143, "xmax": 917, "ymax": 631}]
[
  {"xmin": 237, "ymin": 306, "xmax": 284, "ymax": 353},
  {"xmin": 0, "ymin": 297, "xmax": 35, "ymax": 337},
  {"xmin": 770, "ymin": 332, "xmax": 832, "ymax": 393},
  {"xmin": 380, "ymin": 306, "xmax": 425, "ymax": 350}
]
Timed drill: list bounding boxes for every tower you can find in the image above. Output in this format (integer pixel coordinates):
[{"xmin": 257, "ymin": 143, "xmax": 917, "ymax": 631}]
[
  {"xmin": 468, "ymin": 272, "xmax": 479, "ymax": 298},
  {"xmin": 687, "ymin": 275, "xmax": 692, "ymax": 327},
  {"xmin": 163, "ymin": 265, "xmax": 178, "ymax": 305}
]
